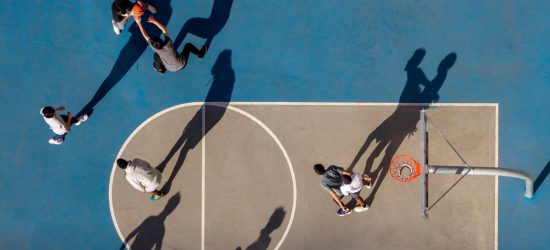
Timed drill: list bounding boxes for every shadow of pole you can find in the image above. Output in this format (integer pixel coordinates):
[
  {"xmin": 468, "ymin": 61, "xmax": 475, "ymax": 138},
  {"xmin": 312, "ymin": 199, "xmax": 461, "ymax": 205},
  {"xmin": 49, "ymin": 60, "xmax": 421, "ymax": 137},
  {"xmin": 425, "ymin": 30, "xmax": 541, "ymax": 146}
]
[
  {"xmin": 348, "ymin": 48, "xmax": 457, "ymax": 207},
  {"xmin": 76, "ymin": 0, "xmax": 173, "ymax": 118},
  {"xmin": 120, "ymin": 193, "xmax": 181, "ymax": 250},
  {"xmin": 173, "ymin": 0, "xmax": 234, "ymax": 51},
  {"xmin": 533, "ymin": 160, "xmax": 550, "ymax": 194},
  {"xmin": 157, "ymin": 50, "xmax": 235, "ymax": 194}
]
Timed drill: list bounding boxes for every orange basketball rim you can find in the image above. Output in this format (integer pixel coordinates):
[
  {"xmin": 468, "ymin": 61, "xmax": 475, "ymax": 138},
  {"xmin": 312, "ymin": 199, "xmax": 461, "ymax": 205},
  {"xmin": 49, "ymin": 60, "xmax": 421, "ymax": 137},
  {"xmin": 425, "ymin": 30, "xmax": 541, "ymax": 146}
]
[{"xmin": 389, "ymin": 155, "xmax": 421, "ymax": 183}]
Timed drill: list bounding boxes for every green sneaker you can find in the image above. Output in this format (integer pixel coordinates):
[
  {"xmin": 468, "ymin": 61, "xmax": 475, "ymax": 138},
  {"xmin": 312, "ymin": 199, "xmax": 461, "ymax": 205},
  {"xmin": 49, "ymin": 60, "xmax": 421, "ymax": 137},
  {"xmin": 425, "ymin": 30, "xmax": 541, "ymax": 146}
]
[{"xmin": 150, "ymin": 193, "xmax": 162, "ymax": 201}]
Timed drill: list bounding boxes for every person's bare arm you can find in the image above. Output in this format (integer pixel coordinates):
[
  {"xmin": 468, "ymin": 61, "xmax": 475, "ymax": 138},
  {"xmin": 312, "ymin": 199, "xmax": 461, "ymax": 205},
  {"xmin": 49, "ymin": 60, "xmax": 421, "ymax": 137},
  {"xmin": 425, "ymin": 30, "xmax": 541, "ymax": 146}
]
[
  {"xmin": 121, "ymin": 15, "xmax": 130, "ymax": 23},
  {"xmin": 329, "ymin": 190, "xmax": 348, "ymax": 211},
  {"xmin": 147, "ymin": 16, "xmax": 169, "ymax": 37},
  {"xmin": 56, "ymin": 106, "xmax": 65, "ymax": 111},
  {"xmin": 134, "ymin": 15, "xmax": 151, "ymax": 42}
]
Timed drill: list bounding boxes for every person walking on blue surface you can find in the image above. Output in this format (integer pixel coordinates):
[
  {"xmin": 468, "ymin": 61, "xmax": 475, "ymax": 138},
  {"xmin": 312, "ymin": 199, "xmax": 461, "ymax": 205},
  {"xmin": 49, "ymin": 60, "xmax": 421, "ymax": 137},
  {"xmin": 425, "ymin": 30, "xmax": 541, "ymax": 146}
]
[
  {"xmin": 314, "ymin": 164, "xmax": 372, "ymax": 216},
  {"xmin": 40, "ymin": 106, "xmax": 88, "ymax": 145},
  {"xmin": 135, "ymin": 16, "xmax": 207, "ymax": 74},
  {"xmin": 117, "ymin": 158, "xmax": 165, "ymax": 200},
  {"xmin": 111, "ymin": 0, "xmax": 157, "ymax": 35}
]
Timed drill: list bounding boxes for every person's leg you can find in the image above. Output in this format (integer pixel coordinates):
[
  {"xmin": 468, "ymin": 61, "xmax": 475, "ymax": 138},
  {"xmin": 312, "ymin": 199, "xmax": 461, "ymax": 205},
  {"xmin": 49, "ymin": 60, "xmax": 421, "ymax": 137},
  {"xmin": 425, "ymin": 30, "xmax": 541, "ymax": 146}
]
[
  {"xmin": 112, "ymin": 17, "xmax": 127, "ymax": 35},
  {"xmin": 61, "ymin": 114, "xmax": 86, "ymax": 126},
  {"xmin": 49, "ymin": 133, "xmax": 66, "ymax": 145},
  {"xmin": 351, "ymin": 193, "xmax": 369, "ymax": 212},
  {"xmin": 351, "ymin": 193, "xmax": 366, "ymax": 207},
  {"xmin": 362, "ymin": 174, "xmax": 373, "ymax": 188},
  {"xmin": 153, "ymin": 53, "xmax": 166, "ymax": 74},
  {"xmin": 180, "ymin": 43, "xmax": 207, "ymax": 61}
]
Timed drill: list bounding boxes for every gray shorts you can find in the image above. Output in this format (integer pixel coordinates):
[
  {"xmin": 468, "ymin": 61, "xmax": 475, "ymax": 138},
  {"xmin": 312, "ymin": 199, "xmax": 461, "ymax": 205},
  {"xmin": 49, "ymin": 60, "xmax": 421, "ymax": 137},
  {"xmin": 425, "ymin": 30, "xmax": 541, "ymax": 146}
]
[{"xmin": 349, "ymin": 191, "xmax": 360, "ymax": 199}]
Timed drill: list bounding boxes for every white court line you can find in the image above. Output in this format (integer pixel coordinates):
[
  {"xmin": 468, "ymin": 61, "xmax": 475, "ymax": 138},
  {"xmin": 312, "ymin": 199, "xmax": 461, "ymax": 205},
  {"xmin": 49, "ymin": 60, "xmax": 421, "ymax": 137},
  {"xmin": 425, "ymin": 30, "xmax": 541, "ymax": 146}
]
[
  {"xmin": 110, "ymin": 102, "xmax": 200, "ymax": 250},
  {"xmin": 221, "ymin": 104, "xmax": 298, "ymax": 250},
  {"xmin": 228, "ymin": 102, "xmax": 498, "ymax": 107},
  {"xmin": 109, "ymin": 102, "xmax": 497, "ymax": 249},
  {"xmin": 110, "ymin": 102, "xmax": 298, "ymax": 250}
]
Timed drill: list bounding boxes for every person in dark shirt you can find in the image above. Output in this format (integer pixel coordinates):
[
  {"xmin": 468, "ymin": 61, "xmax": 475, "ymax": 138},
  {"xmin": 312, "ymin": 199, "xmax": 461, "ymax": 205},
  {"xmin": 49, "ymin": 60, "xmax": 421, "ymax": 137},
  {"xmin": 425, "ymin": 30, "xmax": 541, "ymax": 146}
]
[
  {"xmin": 135, "ymin": 16, "xmax": 207, "ymax": 74},
  {"xmin": 314, "ymin": 164, "xmax": 354, "ymax": 216}
]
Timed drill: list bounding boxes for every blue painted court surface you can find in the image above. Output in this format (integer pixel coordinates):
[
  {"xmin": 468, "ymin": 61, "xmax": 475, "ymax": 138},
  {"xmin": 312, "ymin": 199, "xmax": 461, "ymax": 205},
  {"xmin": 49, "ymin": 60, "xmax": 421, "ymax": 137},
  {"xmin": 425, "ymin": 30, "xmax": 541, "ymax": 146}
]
[{"xmin": 0, "ymin": 0, "xmax": 549, "ymax": 249}]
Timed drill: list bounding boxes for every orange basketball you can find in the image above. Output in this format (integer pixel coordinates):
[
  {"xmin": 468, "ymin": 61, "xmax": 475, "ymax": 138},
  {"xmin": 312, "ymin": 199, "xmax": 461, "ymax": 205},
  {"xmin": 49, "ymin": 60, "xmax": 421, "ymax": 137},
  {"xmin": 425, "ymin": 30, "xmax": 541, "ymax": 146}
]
[{"xmin": 132, "ymin": 2, "xmax": 146, "ymax": 17}]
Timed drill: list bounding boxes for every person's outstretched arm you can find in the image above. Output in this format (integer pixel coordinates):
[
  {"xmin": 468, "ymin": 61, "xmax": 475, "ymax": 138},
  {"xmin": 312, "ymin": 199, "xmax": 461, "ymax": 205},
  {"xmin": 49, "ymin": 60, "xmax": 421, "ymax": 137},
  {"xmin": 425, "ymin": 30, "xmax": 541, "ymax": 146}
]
[
  {"xmin": 329, "ymin": 190, "xmax": 348, "ymax": 211},
  {"xmin": 134, "ymin": 15, "xmax": 150, "ymax": 42},
  {"xmin": 147, "ymin": 16, "xmax": 169, "ymax": 37}
]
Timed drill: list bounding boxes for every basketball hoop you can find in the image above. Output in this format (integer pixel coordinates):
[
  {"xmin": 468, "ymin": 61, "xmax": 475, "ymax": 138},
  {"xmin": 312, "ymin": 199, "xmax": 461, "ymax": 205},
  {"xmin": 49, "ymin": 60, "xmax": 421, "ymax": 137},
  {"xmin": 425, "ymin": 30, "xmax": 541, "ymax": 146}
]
[{"xmin": 389, "ymin": 155, "xmax": 421, "ymax": 183}]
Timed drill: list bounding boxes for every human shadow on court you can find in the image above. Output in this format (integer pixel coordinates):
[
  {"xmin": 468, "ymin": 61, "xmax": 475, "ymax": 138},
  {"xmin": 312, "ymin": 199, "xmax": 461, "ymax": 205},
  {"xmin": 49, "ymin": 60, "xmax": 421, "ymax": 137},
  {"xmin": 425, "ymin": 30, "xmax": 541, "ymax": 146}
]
[
  {"xmin": 533, "ymin": 160, "xmax": 550, "ymax": 194},
  {"xmin": 76, "ymin": 0, "xmax": 173, "ymax": 118},
  {"xmin": 120, "ymin": 193, "xmax": 181, "ymax": 250},
  {"xmin": 348, "ymin": 48, "xmax": 457, "ymax": 207},
  {"xmin": 235, "ymin": 207, "xmax": 286, "ymax": 250},
  {"xmin": 156, "ymin": 50, "xmax": 235, "ymax": 194},
  {"xmin": 173, "ymin": 0, "xmax": 233, "ymax": 51}
]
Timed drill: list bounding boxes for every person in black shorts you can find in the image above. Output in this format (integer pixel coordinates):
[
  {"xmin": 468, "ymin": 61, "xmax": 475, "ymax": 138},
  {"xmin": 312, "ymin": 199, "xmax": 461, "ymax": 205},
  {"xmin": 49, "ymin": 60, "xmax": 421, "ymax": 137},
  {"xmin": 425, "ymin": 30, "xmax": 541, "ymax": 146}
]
[
  {"xmin": 135, "ymin": 16, "xmax": 207, "ymax": 74},
  {"xmin": 39, "ymin": 106, "xmax": 88, "ymax": 145}
]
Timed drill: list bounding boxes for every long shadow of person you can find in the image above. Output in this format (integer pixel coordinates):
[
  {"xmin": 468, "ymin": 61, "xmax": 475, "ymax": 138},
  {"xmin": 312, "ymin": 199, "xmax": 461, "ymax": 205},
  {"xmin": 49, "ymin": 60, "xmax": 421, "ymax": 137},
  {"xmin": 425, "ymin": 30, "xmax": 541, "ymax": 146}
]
[
  {"xmin": 76, "ymin": 0, "xmax": 173, "ymax": 118},
  {"xmin": 235, "ymin": 207, "xmax": 286, "ymax": 250},
  {"xmin": 156, "ymin": 50, "xmax": 235, "ymax": 194},
  {"xmin": 348, "ymin": 48, "xmax": 457, "ymax": 207},
  {"xmin": 173, "ymin": 0, "xmax": 233, "ymax": 51},
  {"xmin": 120, "ymin": 193, "xmax": 181, "ymax": 250}
]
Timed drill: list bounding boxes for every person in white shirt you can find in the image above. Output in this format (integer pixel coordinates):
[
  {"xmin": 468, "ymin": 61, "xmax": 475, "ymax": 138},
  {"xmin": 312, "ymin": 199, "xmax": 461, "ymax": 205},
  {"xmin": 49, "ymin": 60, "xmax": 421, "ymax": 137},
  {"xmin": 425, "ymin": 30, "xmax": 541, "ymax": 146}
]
[
  {"xmin": 117, "ymin": 158, "xmax": 164, "ymax": 200},
  {"xmin": 40, "ymin": 106, "xmax": 88, "ymax": 145},
  {"xmin": 340, "ymin": 173, "xmax": 372, "ymax": 212}
]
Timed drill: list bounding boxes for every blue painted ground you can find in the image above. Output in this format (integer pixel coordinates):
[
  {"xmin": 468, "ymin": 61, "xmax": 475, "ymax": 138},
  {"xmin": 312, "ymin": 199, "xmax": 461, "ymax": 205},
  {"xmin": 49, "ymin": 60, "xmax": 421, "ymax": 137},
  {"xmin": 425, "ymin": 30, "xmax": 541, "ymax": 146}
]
[{"xmin": 0, "ymin": 0, "xmax": 548, "ymax": 249}]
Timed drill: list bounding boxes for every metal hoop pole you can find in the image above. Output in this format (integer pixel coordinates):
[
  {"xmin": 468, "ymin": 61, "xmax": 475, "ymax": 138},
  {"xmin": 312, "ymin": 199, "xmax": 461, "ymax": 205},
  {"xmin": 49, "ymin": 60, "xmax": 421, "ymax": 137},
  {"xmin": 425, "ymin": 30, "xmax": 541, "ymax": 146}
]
[{"xmin": 428, "ymin": 165, "xmax": 534, "ymax": 198}]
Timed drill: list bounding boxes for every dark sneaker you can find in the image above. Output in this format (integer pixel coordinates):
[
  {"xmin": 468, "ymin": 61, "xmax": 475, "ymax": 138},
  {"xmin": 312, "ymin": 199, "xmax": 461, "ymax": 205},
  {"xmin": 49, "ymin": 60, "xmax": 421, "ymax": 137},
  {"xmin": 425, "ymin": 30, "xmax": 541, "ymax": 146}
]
[
  {"xmin": 337, "ymin": 208, "xmax": 352, "ymax": 216},
  {"xmin": 153, "ymin": 64, "xmax": 165, "ymax": 75}
]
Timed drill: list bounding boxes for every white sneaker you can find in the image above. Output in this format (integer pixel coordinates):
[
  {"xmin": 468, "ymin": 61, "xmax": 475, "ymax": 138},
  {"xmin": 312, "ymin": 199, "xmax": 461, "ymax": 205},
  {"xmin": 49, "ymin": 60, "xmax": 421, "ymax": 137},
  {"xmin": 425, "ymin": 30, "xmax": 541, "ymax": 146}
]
[
  {"xmin": 48, "ymin": 138, "xmax": 63, "ymax": 145},
  {"xmin": 364, "ymin": 181, "xmax": 373, "ymax": 189},
  {"xmin": 112, "ymin": 20, "xmax": 121, "ymax": 35},
  {"xmin": 147, "ymin": 4, "xmax": 157, "ymax": 14},
  {"xmin": 354, "ymin": 205, "xmax": 369, "ymax": 212},
  {"xmin": 74, "ymin": 114, "xmax": 88, "ymax": 126}
]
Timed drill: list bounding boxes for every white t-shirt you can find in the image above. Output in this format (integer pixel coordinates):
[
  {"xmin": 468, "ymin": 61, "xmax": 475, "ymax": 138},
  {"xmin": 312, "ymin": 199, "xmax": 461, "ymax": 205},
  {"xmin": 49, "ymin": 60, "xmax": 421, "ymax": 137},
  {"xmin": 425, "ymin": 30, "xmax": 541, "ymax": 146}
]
[
  {"xmin": 124, "ymin": 158, "xmax": 162, "ymax": 192},
  {"xmin": 340, "ymin": 173, "xmax": 363, "ymax": 196},
  {"xmin": 40, "ymin": 108, "xmax": 67, "ymax": 135}
]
